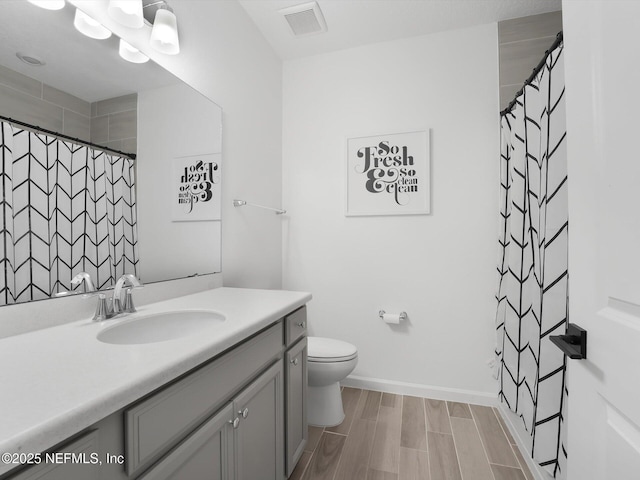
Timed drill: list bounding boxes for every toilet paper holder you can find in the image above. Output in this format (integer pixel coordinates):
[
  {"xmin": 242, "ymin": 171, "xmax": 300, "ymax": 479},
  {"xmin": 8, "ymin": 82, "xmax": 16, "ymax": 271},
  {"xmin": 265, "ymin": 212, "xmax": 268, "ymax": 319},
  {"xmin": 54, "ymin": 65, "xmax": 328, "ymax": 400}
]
[{"xmin": 378, "ymin": 310, "xmax": 407, "ymax": 321}]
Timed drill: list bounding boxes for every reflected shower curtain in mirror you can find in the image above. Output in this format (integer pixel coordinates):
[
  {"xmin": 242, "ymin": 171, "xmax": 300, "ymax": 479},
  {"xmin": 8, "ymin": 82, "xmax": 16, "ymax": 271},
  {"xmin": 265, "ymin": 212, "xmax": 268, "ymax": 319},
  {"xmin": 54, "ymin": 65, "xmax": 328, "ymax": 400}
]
[
  {"xmin": 0, "ymin": 122, "xmax": 138, "ymax": 305},
  {"xmin": 495, "ymin": 41, "xmax": 567, "ymax": 478}
]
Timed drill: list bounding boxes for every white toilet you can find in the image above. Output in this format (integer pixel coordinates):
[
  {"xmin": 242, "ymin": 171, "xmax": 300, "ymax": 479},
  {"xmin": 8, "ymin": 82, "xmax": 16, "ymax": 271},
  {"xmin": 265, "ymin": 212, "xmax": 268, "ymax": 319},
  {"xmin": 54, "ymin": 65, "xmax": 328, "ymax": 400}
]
[{"xmin": 307, "ymin": 336, "xmax": 358, "ymax": 427}]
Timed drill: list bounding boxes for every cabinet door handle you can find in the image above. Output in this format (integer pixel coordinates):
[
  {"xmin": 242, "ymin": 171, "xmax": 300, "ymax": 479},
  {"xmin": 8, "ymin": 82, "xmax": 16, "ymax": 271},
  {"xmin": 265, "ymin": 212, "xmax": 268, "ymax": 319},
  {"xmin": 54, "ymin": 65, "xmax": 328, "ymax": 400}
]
[
  {"xmin": 290, "ymin": 358, "xmax": 299, "ymax": 366},
  {"xmin": 239, "ymin": 407, "xmax": 249, "ymax": 419},
  {"xmin": 296, "ymin": 321, "xmax": 305, "ymax": 328},
  {"xmin": 229, "ymin": 417, "xmax": 240, "ymax": 429}
]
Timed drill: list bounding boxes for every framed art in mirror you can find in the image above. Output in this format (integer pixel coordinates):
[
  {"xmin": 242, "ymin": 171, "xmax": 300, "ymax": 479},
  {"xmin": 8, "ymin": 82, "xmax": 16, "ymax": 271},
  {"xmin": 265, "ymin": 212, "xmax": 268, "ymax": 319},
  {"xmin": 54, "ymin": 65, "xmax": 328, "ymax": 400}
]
[{"xmin": 172, "ymin": 153, "xmax": 222, "ymax": 222}]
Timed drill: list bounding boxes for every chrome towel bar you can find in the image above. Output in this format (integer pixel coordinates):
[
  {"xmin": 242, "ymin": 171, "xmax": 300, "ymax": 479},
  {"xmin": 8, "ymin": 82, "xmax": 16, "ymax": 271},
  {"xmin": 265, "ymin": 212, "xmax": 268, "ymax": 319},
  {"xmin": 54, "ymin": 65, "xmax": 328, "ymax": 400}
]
[{"xmin": 233, "ymin": 199, "xmax": 286, "ymax": 215}]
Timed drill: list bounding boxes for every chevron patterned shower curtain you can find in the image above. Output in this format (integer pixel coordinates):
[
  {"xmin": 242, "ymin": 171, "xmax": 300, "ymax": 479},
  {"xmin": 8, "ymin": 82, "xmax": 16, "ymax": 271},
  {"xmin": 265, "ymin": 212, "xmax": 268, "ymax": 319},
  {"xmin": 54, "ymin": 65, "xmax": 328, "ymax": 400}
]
[
  {"xmin": 0, "ymin": 122, "xmax": 138, "ymax": 305},
  {"xmin": 495, "ymin": 42, "xmax": 567, "ymax": 478}
]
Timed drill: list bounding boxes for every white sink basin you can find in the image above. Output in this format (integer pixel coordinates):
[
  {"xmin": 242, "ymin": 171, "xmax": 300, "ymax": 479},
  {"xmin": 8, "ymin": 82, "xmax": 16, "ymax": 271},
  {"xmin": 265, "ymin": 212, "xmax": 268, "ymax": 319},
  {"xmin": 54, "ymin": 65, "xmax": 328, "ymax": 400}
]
[{"xmin": 97, "ymin": 310, "xmax": 226, "ymax": 345}]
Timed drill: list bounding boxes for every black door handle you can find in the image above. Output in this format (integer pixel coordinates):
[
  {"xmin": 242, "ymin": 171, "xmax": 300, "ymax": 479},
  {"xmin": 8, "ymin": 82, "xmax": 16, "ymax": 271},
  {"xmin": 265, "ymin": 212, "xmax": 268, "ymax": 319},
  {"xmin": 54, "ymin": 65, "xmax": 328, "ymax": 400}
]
[{"xmin": 550, "ymin": 323, "xmax": 587, "ymax": 359}]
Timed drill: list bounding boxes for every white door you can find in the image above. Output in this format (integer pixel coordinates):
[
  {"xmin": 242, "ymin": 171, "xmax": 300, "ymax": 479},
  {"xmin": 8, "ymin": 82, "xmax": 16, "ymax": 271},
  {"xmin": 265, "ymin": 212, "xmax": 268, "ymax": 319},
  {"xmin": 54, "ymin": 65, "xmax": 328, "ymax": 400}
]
[{"xmin": 563, "ymin": 1, "xmax": 640, "ymax": 479}]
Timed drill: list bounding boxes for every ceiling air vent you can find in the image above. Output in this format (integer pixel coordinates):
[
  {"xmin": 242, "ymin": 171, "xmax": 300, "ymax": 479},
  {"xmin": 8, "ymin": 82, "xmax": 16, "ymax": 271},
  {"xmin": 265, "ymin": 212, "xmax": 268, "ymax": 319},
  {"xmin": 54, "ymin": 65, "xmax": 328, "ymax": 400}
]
[{"xmin": 280, "ymin": 1, "xmax": 327, "ymax": 37}]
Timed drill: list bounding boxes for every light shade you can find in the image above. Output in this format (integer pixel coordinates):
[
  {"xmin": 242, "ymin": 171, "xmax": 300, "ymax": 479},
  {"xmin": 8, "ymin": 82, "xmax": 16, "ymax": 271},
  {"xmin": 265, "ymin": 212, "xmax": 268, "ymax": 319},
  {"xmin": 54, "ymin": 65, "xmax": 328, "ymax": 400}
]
[
  {"xmin": 27, "ymin": 0, "xmax": 65, "ymax": 10},
  {"xmin": 74, "ymin": 9, "xmax": 112, "ymax": 40},
  {"xmin": 119, "ymin": 39, "xmax": 149, "ymax": 64},
  {"xmin": 150, "ymin": 8, "xmax": 180, "ymax": 55},
  {"xmin": 108, "ymin": 0, "xmax": 144, "ymax": 29}
]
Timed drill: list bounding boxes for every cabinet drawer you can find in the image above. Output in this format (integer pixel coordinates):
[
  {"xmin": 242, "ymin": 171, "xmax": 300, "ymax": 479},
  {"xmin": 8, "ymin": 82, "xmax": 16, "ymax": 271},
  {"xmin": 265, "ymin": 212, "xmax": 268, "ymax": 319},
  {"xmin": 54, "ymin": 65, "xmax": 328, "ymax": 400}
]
[
  {"xmin": 285, "ymin": 306, "xmax": 307, "ymax": 347},
  {"xmin": 125, "ymin": 322, "xmax": 283, "ymax": 476}
]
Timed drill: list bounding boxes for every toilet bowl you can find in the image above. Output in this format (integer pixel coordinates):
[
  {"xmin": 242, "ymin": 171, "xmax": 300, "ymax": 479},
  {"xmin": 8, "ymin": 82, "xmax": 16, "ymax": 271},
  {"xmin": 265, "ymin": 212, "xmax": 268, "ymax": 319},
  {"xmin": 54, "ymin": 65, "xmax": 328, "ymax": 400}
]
[{"xmin": 307, "ymin": 336, "xmax": 358, "ymax": 427}]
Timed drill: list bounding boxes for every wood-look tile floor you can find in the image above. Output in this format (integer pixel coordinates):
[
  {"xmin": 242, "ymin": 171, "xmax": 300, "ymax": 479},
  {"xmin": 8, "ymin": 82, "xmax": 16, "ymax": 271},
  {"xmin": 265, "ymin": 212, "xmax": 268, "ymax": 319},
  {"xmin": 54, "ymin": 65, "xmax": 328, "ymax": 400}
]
[{"xmin": 290, "ymin": 388, "xmax": 534, "ymax": 480}]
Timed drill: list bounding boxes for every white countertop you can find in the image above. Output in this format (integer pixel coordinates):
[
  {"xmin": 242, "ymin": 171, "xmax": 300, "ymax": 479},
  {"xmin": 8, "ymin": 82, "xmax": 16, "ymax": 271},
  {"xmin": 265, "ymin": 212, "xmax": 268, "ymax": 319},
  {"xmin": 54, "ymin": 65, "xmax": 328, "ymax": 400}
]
[{"xmin": 0, "ymin": 287, "xmax": 311, "ymax": 476}]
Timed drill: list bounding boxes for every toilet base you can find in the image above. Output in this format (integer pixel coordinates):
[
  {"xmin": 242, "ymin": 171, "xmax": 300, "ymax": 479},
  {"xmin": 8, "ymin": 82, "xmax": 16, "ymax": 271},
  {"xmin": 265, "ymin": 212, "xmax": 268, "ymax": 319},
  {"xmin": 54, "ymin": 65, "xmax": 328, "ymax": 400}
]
[{"xmin": 308, "ymin": 383, "xmax": 345, "ymax": 427}]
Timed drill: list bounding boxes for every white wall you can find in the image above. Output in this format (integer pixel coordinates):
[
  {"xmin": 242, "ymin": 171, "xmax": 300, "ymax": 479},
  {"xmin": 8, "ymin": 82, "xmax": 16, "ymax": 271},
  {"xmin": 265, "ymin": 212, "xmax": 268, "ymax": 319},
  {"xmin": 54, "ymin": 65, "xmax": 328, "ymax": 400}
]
[
  {"xmin": 71, "ymin": 0, "xmax": 283, "ymax": 289},
  {"xmin": 283, "ymin": 24, "xmax": 500, "ymax": 397},
  {"xmin": 137, "ymin": 83, "xmax": 222, "ymax": 283}
]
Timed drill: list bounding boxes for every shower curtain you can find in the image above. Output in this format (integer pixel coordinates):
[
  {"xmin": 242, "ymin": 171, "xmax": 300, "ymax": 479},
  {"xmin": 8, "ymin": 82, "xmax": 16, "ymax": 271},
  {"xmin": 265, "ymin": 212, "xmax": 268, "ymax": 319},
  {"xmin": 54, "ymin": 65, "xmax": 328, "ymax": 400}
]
[
  {"xmin": 0, "ymin": 121, "xmax": 138, "ymax": 305},
  {"xmin": 495, "ymin": 40, "xmax": 567, "ymax": 478}
]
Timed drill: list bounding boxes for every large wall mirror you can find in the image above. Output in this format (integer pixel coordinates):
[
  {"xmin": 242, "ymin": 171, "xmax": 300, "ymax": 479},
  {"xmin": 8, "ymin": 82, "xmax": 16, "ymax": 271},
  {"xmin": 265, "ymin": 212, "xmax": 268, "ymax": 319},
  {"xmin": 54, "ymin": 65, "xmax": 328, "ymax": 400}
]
[{"xmin": 0, "ymin": 1, "xmax": 222, "ymax": 306}]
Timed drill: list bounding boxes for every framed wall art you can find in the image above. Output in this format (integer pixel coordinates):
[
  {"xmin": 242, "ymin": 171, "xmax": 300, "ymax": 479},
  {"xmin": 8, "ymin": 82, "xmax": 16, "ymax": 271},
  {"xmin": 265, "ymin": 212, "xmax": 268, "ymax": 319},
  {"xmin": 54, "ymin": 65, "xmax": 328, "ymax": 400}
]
[
  {"xmin": 171, "ymin": 153, "xmax": 221, "ymax": 222},
  {"xmin": 345, "ymin": 130, "xmax": 430, "ymax": 216}
]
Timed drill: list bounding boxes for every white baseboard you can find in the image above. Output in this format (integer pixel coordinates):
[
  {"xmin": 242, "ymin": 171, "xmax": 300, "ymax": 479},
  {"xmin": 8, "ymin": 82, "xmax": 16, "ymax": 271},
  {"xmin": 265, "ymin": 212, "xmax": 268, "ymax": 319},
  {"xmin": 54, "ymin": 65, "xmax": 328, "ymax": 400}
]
[
  {"xmin": 495, "ymin": 403, "xmax": 552, "ymax": 480},
  {"xmin": 341, "ymin": 375, "xmax": 499, "ymax": 407}
]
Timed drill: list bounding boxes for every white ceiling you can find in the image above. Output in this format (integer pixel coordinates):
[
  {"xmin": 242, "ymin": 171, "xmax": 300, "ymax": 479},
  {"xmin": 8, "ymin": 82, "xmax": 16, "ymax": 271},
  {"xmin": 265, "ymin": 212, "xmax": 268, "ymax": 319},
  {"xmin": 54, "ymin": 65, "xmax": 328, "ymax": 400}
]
[
  {"xmin": 238, "ymin": 0, "xmax": 562, "ymax": 60},
  {"xmin": 0, "ymin": 0, "xmax": 562, "ymax": 102}
]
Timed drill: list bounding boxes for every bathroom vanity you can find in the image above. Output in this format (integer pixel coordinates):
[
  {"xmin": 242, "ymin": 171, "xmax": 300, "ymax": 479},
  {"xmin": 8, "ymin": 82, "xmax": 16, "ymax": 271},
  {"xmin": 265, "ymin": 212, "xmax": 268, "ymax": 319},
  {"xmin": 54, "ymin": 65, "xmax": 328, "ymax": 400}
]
[{"xmin": 0, "ymin": 288, "xmax": 310, "ymax": 480}]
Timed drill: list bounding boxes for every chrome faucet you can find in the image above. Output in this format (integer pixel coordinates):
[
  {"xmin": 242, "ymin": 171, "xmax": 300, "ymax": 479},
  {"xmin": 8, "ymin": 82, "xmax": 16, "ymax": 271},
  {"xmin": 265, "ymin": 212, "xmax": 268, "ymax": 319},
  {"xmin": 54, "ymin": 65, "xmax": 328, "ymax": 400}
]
[
  {"xmin": 71, "ymin": 272, "xmax": 95, "ymax": 293},
  {"xmin": 92, "ymin": 274, "xmax": 143, "ymax": 322},
  {"xmin": 112, "ymin": 274, "xmax": 143, "ymax": 314}
]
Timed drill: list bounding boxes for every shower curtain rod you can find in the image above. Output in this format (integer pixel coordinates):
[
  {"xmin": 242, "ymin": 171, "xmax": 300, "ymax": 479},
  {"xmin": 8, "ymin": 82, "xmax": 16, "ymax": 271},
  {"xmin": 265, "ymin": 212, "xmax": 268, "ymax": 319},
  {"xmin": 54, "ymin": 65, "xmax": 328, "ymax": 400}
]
[
  {"xmin": 0, "ymin": 114, "xmax": 136, "ymax": 160},
  {"xmin": 500, "ymin": 31, "xmax": 563, "ymax": 117}
]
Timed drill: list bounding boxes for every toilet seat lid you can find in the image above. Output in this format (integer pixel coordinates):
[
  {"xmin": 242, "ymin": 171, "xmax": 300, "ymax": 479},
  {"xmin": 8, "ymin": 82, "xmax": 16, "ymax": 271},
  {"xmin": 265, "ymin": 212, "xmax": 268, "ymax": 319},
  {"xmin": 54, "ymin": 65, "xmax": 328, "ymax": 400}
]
[{"xmin": 308, "ymin": 337, "xmax": 358, "ymax": 362}]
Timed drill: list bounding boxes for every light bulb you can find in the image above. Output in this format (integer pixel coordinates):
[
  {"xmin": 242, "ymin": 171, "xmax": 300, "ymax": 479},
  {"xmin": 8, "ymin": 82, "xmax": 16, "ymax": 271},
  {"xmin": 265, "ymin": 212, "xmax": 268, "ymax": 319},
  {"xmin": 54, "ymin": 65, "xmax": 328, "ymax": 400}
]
[
  {"xmin": 108, "ymin": 0, "xmax": 144, "ymax": 29},
  {"xmin": 73, "ymin": 9, "xmax": 112, "ymax": 40},
  {"xmin": 150, "ymin": 8, "xmax": 180, "ymax": 55},
  {"xmin": 119, "ymin": 39, "xmax": 149, "ymax": 64}
]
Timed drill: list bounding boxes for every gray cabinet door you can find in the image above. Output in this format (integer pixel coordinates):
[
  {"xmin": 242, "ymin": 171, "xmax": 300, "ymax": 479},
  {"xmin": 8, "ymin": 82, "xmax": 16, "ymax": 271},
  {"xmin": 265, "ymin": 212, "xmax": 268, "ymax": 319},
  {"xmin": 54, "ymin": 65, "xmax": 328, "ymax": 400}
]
[
  {"xmin": 285, "ymin": 337, "xmax": 308, "ymax": 477},
  {"xmin": 138, "ymin": 403, "xmax": 235, "ymax": 480},
  {"xmin": 234, "ymin": 361, "xmax": 284, "ymax": 480}
]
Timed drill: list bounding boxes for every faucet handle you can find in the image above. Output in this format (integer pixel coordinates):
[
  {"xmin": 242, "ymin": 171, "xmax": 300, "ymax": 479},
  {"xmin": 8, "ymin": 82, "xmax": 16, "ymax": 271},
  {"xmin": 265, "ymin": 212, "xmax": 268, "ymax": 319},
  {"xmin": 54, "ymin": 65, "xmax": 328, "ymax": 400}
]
[
  {"xmin": 123, "ymin": 288, "xmax": 137, "ymax": 313},
  {"xmin": 93, "ymin": 294, "xmax": 114, "ymax": 322}
]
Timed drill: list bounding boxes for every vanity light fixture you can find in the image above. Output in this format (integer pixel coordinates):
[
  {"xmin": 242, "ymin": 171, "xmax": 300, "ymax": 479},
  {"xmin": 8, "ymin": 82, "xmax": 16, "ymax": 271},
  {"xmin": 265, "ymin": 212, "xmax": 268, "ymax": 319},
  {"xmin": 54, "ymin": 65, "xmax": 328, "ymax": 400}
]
[
  {"xmin": 29, "ymin": 0, "xmax": 181, "ymax": 60},
  {"xmin": 149, "ymin": 4, "xmax": 180, "ymax": 55},
  {"xmin": 119, "ymin": 39, "xmax": 150, "ymax": 63},
  {"xmin": 74, "ymin": 8, "xmax": 112, "ymax": 40},
  {"xmin": 108, "ymin": 0, "xmax": 144, "ymax": 29},
  {"xmin": 27, "ymin": 0, "xmax": 65, "ymax": 10}
]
